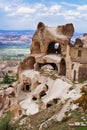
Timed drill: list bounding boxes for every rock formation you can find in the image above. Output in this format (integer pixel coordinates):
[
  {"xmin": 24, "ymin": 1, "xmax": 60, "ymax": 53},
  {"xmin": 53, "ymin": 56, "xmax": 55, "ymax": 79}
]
[{"xmin": 1, "ymin": 22, "xmax": 87, "ymax": 122}]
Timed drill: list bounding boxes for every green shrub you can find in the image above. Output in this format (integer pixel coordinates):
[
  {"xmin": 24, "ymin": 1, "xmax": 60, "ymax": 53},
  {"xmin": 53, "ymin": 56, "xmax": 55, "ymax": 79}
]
[
  {"xmin": 3, "ymin": 73, "xmax": 17, "ymax": 84},
  {"xmin": 0, "ymin": 112, "xmax": 10, "ymax": 130}
]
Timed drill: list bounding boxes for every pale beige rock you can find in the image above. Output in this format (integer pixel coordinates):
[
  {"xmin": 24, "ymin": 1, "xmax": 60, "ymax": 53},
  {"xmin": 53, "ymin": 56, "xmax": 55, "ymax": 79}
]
[
  {"xmin": 6, "ymin": 87, "xmax": 16, "ymax": 97},
  {"xmin": 32, "ymin": 84, "xmax": 48, "ymax": 99},
  {"xmin": 15, "ymin": 22, "xmax": 87, "ymax": 119}
]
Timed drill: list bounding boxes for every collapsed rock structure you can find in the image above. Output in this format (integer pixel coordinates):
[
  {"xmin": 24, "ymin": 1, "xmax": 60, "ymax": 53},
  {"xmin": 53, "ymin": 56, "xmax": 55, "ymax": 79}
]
[
  {"xmin": 12, "ymin": 22, "xmax": 86, "ymax": 117},
  {"xmin": 18, "ymin": 22, "xmax": 87, "ymax": 90}
]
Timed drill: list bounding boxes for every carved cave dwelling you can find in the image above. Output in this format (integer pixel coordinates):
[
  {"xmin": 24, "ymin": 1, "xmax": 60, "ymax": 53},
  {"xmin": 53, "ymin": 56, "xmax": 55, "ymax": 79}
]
[{"xmin": 18, "ymin": 22, "xmax": 87, "ymax": 91}]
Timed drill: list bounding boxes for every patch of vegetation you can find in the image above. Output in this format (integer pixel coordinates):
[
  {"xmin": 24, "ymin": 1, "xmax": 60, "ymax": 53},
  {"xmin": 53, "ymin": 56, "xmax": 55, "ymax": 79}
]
[
  {"xmin": 0, "ymin": 81, "xmax": 5, "ymax": 85},
  {"xmin": 75, "ymin": 126, "xmax": 87, "ymax": 130},
  {"xmin": 62, "ymin": 115, "xmax": 71, "ymax": 122},
  {"xmin": 3, "ymin": 73, "xmax": 17, "ymax": 84},
  {"xmin": 0, "ymin": 112, "xmax": 10, "ymax": 130}
]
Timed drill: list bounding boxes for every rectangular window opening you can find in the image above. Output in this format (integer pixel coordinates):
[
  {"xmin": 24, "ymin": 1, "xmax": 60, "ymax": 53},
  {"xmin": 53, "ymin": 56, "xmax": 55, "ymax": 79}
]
[{"xmin": 78, "ymin": 50, "xmax": 82, "ymax": 57}]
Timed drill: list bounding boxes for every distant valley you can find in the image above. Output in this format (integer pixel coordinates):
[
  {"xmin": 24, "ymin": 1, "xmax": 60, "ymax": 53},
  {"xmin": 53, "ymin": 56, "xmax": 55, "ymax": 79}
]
[
  {"xmin": 0, "ymin": 30, "xmax": 35, "ymax": 46},
  {"xmin": 0, "ymin": 30, "xmax": 83, "ymax": 60},
  {"xmin": 0, "ymin": 30, "xmax": 35, "ymax": 59}
]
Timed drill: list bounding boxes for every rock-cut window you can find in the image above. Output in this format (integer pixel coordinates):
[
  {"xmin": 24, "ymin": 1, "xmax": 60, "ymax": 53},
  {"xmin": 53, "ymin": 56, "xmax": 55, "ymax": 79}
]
[{"xmin": 78, "ymin": 50, "xmax": 82, "ymax": 57}]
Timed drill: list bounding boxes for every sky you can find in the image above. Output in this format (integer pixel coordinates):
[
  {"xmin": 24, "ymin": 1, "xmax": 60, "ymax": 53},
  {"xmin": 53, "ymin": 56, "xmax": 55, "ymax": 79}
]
[{"xmin": 0, "ymin": 0, "xmax": 87, "ymax": 32}]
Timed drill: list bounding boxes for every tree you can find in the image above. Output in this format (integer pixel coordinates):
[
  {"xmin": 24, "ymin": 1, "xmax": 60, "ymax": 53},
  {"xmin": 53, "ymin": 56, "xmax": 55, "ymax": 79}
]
[{"xmin": 3, "ymin": 73, "xmax": 11, "ymax": 84}]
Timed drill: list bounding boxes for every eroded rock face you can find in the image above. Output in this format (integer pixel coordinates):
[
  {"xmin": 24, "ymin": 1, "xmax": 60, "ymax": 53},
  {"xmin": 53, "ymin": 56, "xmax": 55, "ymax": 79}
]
[
  {"xmin": 18, "ymin": 56, "xmax": 36, "ymax": 77},
  {"xmin": 32, "ymin": 83, "xmax": 48, "ymax": 99},
  {"xmin": 2, "ymin": 22, "xmax": 87, "ymax": 122},
  {"xmin": 9, "ymin": 104, "xmax": 24, "ymax": 119},
  {"xmin": 19, "ymin": 70, "xmax": 40, "ymax": 91},
  {"xmin": 57, "ymin": 23, "xmax": 74, "ymax": 37},
  {"xmin": 0, "ymin": 84, "xmax": 19, "ymax": 118},
  {"xmin": 30, "ymin": 22, "xmax": 74, "ymax": 54},
  {"xmin": 17, "ymin": 22, "xmax": 75, "ymax": 86},
  {"xmin": 0, "ymin": 91, "xmax": 10, "ymax": 111},
  {"xmin": 17, "ymin": 22, "xmax": 75, "ymax": 87}
]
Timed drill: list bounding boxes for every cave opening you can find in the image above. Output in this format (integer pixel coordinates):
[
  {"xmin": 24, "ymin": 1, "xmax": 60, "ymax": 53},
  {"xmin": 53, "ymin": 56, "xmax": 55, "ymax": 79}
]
[
  {"xmin": 46, "ymin": 103, "xmax": 52, "ymax": 108},
  {"xmin": 47, "ymin": 42, "xmax": 61, "ymax": 54},
  {"xmin": 38, "ymin": 63, "xmax": 58, "ymax": 71},
  {"xmin": 32, "ymin": 96, "xmax": 37, "ymax": 100},
  {"xmin": 26, "ymin": 84, "xmax": 30, "ymax": 91}
]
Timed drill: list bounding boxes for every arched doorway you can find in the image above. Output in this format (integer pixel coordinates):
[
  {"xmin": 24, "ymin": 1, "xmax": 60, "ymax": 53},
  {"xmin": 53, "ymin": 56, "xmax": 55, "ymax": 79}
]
[
  {"xmin": 60, "ymin": 59, "xmax": 66, "ymax": 76},
  {"xmin": 47, "ymin": 42, "xmax": 61, "ymax": 54}
]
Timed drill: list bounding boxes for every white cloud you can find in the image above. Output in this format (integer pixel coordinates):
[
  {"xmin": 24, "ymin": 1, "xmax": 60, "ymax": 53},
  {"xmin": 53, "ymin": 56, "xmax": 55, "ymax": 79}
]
[
  {"xmin": 4, "ymin": 6, "xmax": 12, "ymax": 12},
  {"xmin": 17, "ymin": 7, "xmax": 36, "ymax": 14},
  {"xmin": 0, "ymin": 0, "xmax": 87, "ymax": 31},
  {"xmin": 6, "ymin": 3, "xmax": 61, "ymax": 17},
  {"xmin": 63, "ymin": 10, "xmax": 81, "ymax": 20},
  {"xmin": 77, "ymin": 5, "xmax": 87, "ymax": 11},
  {"xmin": 1, "ymin": 1, "xmax": 86, "ymax": 22},
  {"xmin": 61, "ymin": 2, "xmax": 78, "ymax": 7},
  {"xmin": 7, "ymin": 12, "xmax": 16, "ymax": 16},
  {"xmin": 50, "ymin": 5, "xmax": 61, "ymax": 12}
]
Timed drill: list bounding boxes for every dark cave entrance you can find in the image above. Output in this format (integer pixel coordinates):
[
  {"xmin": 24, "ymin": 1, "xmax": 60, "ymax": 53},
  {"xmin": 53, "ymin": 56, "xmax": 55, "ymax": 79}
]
[
  {"xmin": 47, "ymin": 42, "xmax": 61, "ymax": 54},
  {"xmin": 38, "ymin": 63, "xmax": 58, "ymax": 71},
  {"xmin": 46, "ymin": 103, "xmax": 52, "ymax": 108},
  {"xmin": 26, "ymin": 84, "xmax": 30, "ymax": 91}
]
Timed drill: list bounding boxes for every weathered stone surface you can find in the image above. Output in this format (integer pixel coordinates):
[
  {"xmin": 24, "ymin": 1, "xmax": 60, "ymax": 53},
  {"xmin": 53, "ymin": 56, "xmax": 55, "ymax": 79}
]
[
  {"xmin": 32, "ymin": 83, "xmax": 48, "ymax": 99},
  {"xmin": 31, "ymin": 22, "xmax": 74, "ymax": 55},
  {"xmin": 19, "ymin": 70, "xmax": 40, "ymax": 91},
  {"xmin": 17, "ymin": 22, "xmax": 87, "ymax": 84},
  {"xmin": 6, "ymin": 87, "xmax": 16, "ymax": 97},
  {"xmin": 9, "ymin": 104, "xmax": 24, "ymax": 119},
  {"xmin": 18, "ymin": 56, "xmax": 36, "ymax": 77}
]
